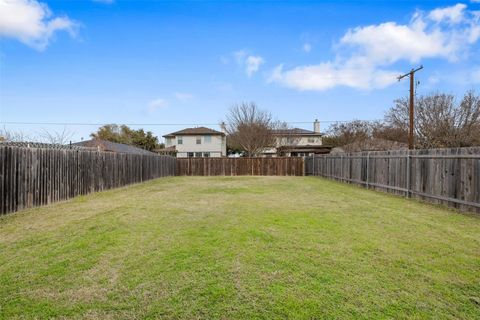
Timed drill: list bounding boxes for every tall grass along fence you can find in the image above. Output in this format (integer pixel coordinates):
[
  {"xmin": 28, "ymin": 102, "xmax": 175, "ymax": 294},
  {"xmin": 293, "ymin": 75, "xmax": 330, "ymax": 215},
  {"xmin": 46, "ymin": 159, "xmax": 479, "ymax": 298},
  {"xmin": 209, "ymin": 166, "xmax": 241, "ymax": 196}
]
[
  {"xmin": 1, "ymin": 146, "xmax": 176, "ymax": 215},
  {"xmin": 176, "ymin": 157, "xmax": 304, "ymax": 176},
  {"xmin": 305, "ymin": 147, "xmax": 480, "ymax": 213}
]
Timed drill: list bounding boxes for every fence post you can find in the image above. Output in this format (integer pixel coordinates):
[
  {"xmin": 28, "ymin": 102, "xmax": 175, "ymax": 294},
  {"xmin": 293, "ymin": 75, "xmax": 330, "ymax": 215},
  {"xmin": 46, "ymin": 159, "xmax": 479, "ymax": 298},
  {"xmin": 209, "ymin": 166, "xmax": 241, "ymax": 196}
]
[
  {"xmin": 341, "ymin": 155, "xmax": 344, "ymax": 182},
  {"xmin": 324, "ymin": 155, "xmax": 327, "ymax": 178},
  {"xmin": 312, "ymin": 155, "xmax": 315, "ymax": 176},
  {"xmin": 406, "ymin": 151, "xmax": 411, "ymax": 198},
  {"xmin": 366, "ymin": 152, "xmax": 370, "ymax": 189}
]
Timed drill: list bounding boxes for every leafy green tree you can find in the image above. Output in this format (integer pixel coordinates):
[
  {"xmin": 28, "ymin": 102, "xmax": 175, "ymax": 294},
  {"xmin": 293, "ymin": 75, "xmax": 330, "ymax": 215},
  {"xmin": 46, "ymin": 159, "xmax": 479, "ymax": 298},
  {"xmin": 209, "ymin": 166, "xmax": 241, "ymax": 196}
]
[{"xmin": 90, "ymin": 124, "xmax": 160, "ymax": 151}]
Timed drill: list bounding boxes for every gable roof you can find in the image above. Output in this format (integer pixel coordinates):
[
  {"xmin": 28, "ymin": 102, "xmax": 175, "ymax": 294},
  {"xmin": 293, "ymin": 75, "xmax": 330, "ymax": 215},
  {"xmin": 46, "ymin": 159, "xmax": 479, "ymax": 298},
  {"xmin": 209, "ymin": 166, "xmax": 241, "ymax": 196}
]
[
  {"xmin": 273, "ymin": 128, "xmax": 322, "ymax": 136},
  {"xmin": 163, "ymin": 127, "xmax": 225, "ymax": 138},
  {"xmin": 73, "ymin": 139, "xmax": 156, "ymax": 155}
]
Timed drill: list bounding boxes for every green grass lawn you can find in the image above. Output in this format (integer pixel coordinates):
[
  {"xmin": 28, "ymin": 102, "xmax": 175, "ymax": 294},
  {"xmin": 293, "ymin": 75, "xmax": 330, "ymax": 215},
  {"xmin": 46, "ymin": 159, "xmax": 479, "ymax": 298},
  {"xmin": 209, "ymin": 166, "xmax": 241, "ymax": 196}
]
[{"xmin": 1, "ymin": 176, "xmax": 479, "ymax": 319}]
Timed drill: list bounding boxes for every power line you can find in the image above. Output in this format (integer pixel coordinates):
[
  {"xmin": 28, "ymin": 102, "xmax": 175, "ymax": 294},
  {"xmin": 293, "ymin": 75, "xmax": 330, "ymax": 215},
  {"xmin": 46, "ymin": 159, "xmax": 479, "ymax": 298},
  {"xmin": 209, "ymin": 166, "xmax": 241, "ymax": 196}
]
[{"xmin": 0, "ymin": 119, "xmax": 382, "ymax": 126}]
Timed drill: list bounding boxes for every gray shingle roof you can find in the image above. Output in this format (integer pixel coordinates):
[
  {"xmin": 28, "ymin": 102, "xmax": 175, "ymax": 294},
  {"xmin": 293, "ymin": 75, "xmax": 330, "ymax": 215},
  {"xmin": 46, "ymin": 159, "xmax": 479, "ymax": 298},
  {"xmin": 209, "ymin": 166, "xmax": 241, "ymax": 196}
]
[
  {"xmin": 0, "ymin": 141, "xmax": 92, "ymax": 150},
  {"xmin": 163, "ymin": 127, "xmax": 224, "ymax": 138},
  {"xmin": 273, "ymin": 128, "xmax": 322, "ymax": 136},
  {"xmin": 73, "ymin": 139, "xmax": 156, "ymax": 155}
]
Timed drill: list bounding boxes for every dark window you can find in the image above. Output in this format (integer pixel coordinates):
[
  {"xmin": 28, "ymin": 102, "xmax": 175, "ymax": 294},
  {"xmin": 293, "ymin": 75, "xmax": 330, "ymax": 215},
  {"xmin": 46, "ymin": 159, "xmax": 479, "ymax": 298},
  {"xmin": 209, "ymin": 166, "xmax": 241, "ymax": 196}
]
[
  {"xmin": 187, "ymin": 152, "xmax": 194, "ymax": 157},
  {"xmin": 203, "ymin": 152, "xmax": 210, "ymax": 157},
  {"xmin": 196, "ymin": 137, "xmax": 201, "ymax": 144},
  {"xmin": 195, "ymin": 152, "xmax": 203, "ymax": 157}
]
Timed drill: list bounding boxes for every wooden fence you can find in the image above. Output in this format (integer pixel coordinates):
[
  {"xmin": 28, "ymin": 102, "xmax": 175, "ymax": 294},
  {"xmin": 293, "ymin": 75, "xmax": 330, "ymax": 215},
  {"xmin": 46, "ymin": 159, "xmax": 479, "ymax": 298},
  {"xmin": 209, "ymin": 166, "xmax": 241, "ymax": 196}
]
[
  {"xmin": 0, "ymin": 146, "xmax": 176, "ymax": 215},
  {"xmin": 305, "ymin": 147, "xmax": 480, "ymax": 213},
  {"xmin": 176, "ymin": 157, "xmax": 304, "ymax": 176}
]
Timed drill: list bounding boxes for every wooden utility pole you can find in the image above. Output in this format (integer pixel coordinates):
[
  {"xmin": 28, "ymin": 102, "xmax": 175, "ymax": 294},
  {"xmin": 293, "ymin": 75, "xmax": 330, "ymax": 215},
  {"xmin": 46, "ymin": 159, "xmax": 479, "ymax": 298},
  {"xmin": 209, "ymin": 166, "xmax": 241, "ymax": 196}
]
[{"xmin": 397, "ymin": 65, "xmax": 423, "ymax": 149}]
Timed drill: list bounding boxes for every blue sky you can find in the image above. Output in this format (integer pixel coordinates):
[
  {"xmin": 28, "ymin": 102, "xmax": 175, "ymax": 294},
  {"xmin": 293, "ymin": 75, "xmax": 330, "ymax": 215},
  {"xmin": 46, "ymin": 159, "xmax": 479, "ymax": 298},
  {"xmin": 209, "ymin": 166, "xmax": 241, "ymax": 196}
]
[{"xmin": 1, "ymin": 0, "xmax": 480, "ymax": 142}]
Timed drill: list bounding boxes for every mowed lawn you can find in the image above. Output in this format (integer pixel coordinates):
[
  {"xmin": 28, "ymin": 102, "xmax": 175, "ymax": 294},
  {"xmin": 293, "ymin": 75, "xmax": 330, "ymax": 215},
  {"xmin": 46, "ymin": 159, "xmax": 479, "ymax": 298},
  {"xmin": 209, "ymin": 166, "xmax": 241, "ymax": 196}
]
[{"xmin": 1, "ymin": 177, "xmax": 479, "ymax": 319}]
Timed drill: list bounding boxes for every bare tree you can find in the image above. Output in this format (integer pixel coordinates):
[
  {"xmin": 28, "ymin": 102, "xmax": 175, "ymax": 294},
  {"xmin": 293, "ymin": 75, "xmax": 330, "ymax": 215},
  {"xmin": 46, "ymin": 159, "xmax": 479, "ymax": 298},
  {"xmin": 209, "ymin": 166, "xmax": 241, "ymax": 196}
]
[
  {"xmin": 38, "ymin": 127, "xmax": 74, "ymax": 145},
  {"xmin": 454, "ymin": 91, "xmax": 480, "ymax": 146},
  {"xmin": 0, "ymin": 126, "xmax": 30, "ymax": 142},
  {"xmin": 322, "ymin": 120, "xmax": 374, "ymax": 148},
  {"xmin": 224, "ymin": 102, "xmax": 277, "ymax": 156},
  {"xmin": 385, "ymin": 91, "xmax": 480, "ymax": 148}
]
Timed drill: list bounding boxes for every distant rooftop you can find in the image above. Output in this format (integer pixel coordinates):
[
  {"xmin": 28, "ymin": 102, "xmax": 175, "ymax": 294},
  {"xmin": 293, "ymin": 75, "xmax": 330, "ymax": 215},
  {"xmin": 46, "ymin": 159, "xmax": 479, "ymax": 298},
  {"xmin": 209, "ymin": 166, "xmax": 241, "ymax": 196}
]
[
  {"xmin": 273, "ymin": 128, "xmax": 322, "ymax": 136},
  {"xmin": 163, "ymin": 127, "xmax": 225, "ymax": 138},
  {"xmin": 0, "ymin": 141, "xmax": 92, "ymax": 150},
  {"xmin": 73, "ymin": 139, "xmax": 156, "ymax": 155}
]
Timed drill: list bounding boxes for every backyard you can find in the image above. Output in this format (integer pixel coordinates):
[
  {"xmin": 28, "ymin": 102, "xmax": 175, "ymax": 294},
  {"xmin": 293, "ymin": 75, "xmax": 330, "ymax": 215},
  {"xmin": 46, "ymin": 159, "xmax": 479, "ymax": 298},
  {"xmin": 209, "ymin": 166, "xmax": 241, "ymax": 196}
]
[{"xmin": 0, "ymin": 176, "xmax": 479, "ymax": 319}]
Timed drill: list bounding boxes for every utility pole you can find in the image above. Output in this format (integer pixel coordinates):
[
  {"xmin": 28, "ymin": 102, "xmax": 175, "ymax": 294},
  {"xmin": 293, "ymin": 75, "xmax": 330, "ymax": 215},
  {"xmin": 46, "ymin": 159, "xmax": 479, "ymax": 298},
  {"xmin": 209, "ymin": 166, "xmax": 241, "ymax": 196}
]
[{"xmin": 397, "ymin": 65, "xmax": 423, "ymax": 150}]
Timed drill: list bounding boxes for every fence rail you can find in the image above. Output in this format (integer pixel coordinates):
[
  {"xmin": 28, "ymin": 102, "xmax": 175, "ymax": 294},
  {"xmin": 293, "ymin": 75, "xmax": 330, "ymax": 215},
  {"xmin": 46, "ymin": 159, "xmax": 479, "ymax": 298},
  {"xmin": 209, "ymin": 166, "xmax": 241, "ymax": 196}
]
[
  {"xmin": 0, "ymin": 146, "xmax": 176, "ymax": 215},
  {"xmin": 305, "ymin": 147, "xmax": 480, "ymax": 213},
  {"xmin": 176, "ymin": 157, "xmax": 304, "ymax": 176}
]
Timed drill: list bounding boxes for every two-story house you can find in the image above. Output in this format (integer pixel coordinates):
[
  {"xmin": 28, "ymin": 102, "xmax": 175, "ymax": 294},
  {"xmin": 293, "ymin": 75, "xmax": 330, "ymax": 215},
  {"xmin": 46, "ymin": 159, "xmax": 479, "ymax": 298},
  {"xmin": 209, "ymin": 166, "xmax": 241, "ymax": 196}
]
[
  {"xmin": 261, "ymin": 119, "xmax": 331, "ymax": 157},
  {"xmin": 162, "ymin": 127, "xmax": 226, "ymax": 158}
]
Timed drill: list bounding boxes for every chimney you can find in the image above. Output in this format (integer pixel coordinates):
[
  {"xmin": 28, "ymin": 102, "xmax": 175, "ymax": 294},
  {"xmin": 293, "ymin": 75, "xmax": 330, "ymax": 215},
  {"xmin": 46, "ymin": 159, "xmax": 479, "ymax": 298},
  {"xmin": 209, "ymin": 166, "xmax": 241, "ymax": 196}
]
[
  {"xmin": 220, "ymin": 121, "xmax": 227, "ymax": 134},
  {"xmin": 313, "ymin": 119, "xmax": 320, "ymax": 133}
]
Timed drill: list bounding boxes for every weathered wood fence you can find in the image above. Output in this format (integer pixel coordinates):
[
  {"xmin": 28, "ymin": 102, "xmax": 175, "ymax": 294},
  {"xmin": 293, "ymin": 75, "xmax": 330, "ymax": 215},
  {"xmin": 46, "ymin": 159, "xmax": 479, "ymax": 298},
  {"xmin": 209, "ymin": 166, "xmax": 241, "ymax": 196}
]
[
  {"xmin": 0, "ymin": 146, "xmax": 176, "ymax": 215},
  {"xmin": 176, "ymin": 157, "xmax": 304, "ymax": 176},
  {"xmin": 4, "ymin": 145, "xmax": 479, "ymax": 214},
  {"xmin": 305, "ymin": 147, "xmax": 480, "ymax": 213}
]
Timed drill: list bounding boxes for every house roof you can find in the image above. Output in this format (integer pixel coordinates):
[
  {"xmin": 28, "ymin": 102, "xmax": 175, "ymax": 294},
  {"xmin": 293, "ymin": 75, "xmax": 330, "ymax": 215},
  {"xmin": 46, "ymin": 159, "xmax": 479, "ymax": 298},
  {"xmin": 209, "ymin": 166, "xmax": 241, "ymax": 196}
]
[
  {"xmin": 277, "ymin": 145, "xmax": 332, "ymax": 154},
  {"xmin": 0, "ymin": 141, "xmax": 93, "ymax": 150},
  {"xmin": 273, "ymin": 128, "xmax": 322, "ymax": 136},
  {"xmin": 154, "ymin": 145, "xmax": 177, "ymax": 153},
  {"xmin": 330, "ymin": 138, "xmax": 408, "ymax": 153},
  {"xmin": 163, "ymin": 127, "xmax": 225, "ymax": 138},
  {"xmin": 73, "ymin": 139, "xmax": 156, "ymax": 155}
]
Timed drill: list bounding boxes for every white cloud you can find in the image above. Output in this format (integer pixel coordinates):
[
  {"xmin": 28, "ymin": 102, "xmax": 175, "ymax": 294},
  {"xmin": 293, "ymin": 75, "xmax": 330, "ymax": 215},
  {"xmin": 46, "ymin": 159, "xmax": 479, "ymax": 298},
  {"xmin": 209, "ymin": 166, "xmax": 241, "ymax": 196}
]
[
  {"xmin": 302, "ymin": 42, "xmax": 312, "ymax": 53},
  {"xmin": 233, "ymin": 49, "xmax": 247, "ymax": 62},
  {"xmin": 339, "ymin": 21, "xmax": 455, "ymax": 63},
  {"xmin": 148, "ymin": 98, "xmax": 168, "ymax": 113},
  {"xmin": 428, "ymin": 3, "xmax": 467, "ymax": 24},
  {"xmin": 245, "ymin": 55, "xmax": 264, "ymax": 77},
  {"xmin": 232, "ymin": 50, "xmax": 265, "ymax": 76},
  {"xmin": 271, "ymin": 3, "xmax": 480, "ymax": 91},
  {"xmin": 0, "ymin": 0, "xmax": 78, "ymax": 50},
  {"xmin": 269, "ymin": 62, "xmax": 399, "ymax": 91},
  {"xmin": 174, "ymin": 92, "xmax": 194, "ymax": 101}
]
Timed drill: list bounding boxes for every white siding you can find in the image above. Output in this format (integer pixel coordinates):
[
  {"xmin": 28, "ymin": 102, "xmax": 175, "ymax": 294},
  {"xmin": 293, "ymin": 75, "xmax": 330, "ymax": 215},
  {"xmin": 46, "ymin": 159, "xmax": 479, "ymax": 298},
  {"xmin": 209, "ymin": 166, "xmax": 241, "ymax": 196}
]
[
  {"xmin": 171, "ymin": 135, "xmax": 226, "ymax": 157},
  {"xmin": 275, "ymin": 135, "xmax": 322, "ymax": 146}
]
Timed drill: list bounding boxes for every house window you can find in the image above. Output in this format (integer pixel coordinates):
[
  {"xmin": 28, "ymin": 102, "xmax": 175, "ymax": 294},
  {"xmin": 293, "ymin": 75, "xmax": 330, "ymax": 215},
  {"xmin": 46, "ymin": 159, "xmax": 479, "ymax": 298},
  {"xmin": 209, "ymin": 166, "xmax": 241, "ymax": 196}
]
[
  {"xmin": 187, "ymin": 152, "xmax": 194, "ymax": 157},
  {"xmin": 196, "ymin": 137, "xmax": 201, "ymax": 144},
  {"xmin": 195, "ymin": 152, "xmax": 203, "ymax": 157},
  {"xmin": 204, "ymin": 135, "xmax": 211, "ymax": 143},
  {"xmin": 178, "ymin": 137, "xmax": 183, "ymax": 145},
  {"xmin": 203, "ymin": 152, "xmax": 210, "ymax": 157},
  {"xmin": 308, "ymin": 138, "xmax": 315, "ymax": 143}
]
